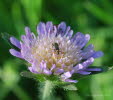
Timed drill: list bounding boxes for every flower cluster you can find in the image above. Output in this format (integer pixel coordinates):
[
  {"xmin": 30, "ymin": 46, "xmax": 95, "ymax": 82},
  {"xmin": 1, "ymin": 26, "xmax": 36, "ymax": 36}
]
[{"xmin": 10, "ymin": 22, "xmax": 103, "ymax": 83}]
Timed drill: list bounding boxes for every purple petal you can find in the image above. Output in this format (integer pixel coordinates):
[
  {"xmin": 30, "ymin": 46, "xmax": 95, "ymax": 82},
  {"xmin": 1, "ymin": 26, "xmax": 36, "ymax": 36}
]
[
  {"xmin": 68, "ymin": 30, "xmax": 73, "ymax": 38},
  {"xmin": 82, "ymin": 57, "xmax": 94, "ymax": 68},
  {"xmin": 25, "ymin": 27, "xmax": 34, "ymax": 41},
  {"xmin": 81, "ymin": 50, "xmax": 95, "ymax": 59},
  {"xmin": 43, "ymin": 69, "xmax": 52, "ymax": 75},
  {"xmin": 37, "ymin": 22, "xmax": 47, "ymax": 35},
  {"xmin": 78, "ymin": 34, "xmax": 90, "ymax": 48},
  {"xmin": 71, "ymin": 32, "xmax": 83, "ymax": 42},
  {"xmin": 9, "ymin": 49, "xmax": 22, "ymax": 58},
  {"xmin": 57, "ymin": 22, "xmax": 66, "ymax": 36},
  {"xmin": 46, "ymin": 21, "xmax": 53, "ymax": 34},
  {"xmin": 53, "ymin": 26, "xmax": 57, "ymax": 35},
  {"xmin": 73, "ymin": 32, "xmax": 90, "ymax": 49},
  {"xmin": 61, "ymin": 64, "xmax": 66, "ymax": 68},
  {"xmin": 50, "ymin": 64, "xmax": 56, "ymax": 71},
  {"xmin": 21, "ymin": 35, "xmax": 26, "ymax": 42},
  {"xmin": 54, "ymin": 68, "xmax": 64, "ymax": 75},
  {"xmin": 61, "ymin": 72, "xmax": 72, "ymax": 80},
  {"xmin": 85, "ymin": 34, "xmax": 90, "ymax": 40},
  {"xmin": 21, "ymin": 35, "xmax": 33, "ymax": 47},
  {"xmin": 73, "ymin": 64, "xmax": 84, "ymax": 72},
  {"xmin": 92, "ymin": 51, "xmax": 104, "ymax": 58},
  {"xmin": 20, "ymin": 42, "xmax": 33, "ymax": 63},
  {"xmin": 10, "ymin": 37, "xmax": 21, "ymax": 49},
  {"xmin": 65, "ymin": 26, "xmax": 71, "ymax": 36},
  {"xmin": 85, "ymin": 68, "xmax": 102, "ymax": 71},
  {"xmin": 40, "ymin": 61, "xmax": 52, "ymax": 75},
  {"xmin": 65, "ymin": 79, "xmax": 78, "ymax": 83},
  {"xmin": 25, "ymin": 27, "xmax": 31, "ymax": 36},
  {"xmin": 40, "ymin": 61, "xmax": 46, "ymax": 72},
  {"xmin": 83, "ymin": 44, "xmax": 94, "ymax": 52},
  {"xmin": 32, "ymin": 60, "xmax": 39, "ymax": 71},
  {"xmin": 28, "ymin": 67, "xmax": 39, "ymax": 74},
  {"xmin": 21, "ymin": 35, "xmax": 30, "ymax": 46},
  {"xmin": 77, "ymin": 71, "xmax": 91, "ymax": 75}
]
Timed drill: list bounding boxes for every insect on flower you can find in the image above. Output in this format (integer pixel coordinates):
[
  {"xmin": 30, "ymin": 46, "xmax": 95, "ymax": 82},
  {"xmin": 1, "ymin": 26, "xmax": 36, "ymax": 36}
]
[
  {"xmin": 52, "ymin": 42, "xmax": 60, "ymax": 54},
  {"xmin": 9, "ymin": 21, "xmax": 104, "ymax": 83}
]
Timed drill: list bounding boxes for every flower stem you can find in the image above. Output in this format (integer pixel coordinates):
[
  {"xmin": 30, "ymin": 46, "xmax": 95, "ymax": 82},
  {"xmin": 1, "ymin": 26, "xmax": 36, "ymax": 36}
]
[{"xmin": 39, "ymin": 80, "xmax": 54, "ymax": 100}]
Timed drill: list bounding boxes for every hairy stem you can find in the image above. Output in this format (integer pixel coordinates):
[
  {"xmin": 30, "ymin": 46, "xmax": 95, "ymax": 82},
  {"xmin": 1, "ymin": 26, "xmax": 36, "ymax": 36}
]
[{"xmin": 39, "ymin": 80, "xmax": 54, "ymax": 100}]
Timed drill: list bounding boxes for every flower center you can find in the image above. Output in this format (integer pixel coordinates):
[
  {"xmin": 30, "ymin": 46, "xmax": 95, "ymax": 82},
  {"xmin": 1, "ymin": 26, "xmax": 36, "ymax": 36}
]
[{"xmin": 31, "ymin": 34, "xmax": 82, "ymax": 71}]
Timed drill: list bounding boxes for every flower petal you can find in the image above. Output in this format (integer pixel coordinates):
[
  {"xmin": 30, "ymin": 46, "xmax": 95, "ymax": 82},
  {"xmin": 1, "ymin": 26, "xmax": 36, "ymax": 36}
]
[
  {"xmin": 9, "ymin": 49, "xmax": 22, "ymax": 58},
  {"xmin": 10, "ymin": 37, "xmax": 21, "ymax": 49},
  {"xmin": 92, "ymin": 51, "xmax": 104, "ymax": 58},
  {"xmin": 82, "ymin": 57, "xmax": 94, "ymax": 68},
  {"xmin": 25, "ymin": 27, "xmax": 31, "ymax": 37},
  {"xmin": 65, "ymin": 79, "xmax": 78, "ymax": 83},
  {"xmin": 73, "ymin": 64, "xmax": 84, "ymax": 73},
  {"xmin": 46, "ymin": 21, "xmax": 53, "ymax": 34},
  {"xmin": 50, "ymin": 64, "xmax": 56, "ymax": 71},
  {"xmin": 65, "ymin": 26, "xmax": 71, "ymax": 36},
  {"xmin": 61, "ymin": 71, "xmax": 72, "ymax": 80},
  {"xmin": 83, "ymin": 44, "xmax": 94, "ymax": 52},
  {"xmin": 54, "ymin": 68, "xmax": 64, "ymax": 75},
  {"xmin": 57, "ymin": 22, "xmax": 66, "ymax": 36},
  {"xmin": 73, "ymin": 32, "xmax": 90, "ymax": 49},
  {"xmin": 21, "ymin": 43, "xmax": 33, "ymax": 63},
  {"xmin": 28, "ymin": 67, "xmax": 39, "ymax": 74},
  {"xmin": 81, "ymin": 50, "xmax": 95, "ymax": 59},
  {"xmin": 37, "ymin": 22, "xmax": 47, "ymax": 35},
  {"xmin": 43, "ymin": 69, "xmax": 52, "ymax": 75},
  {"xmin": 85, "ymin": 68, "xmax": 102, "ymax": 71},
  {"xmin": 77, "ymin": 71, "xmax": 91, "ymax": 75}
]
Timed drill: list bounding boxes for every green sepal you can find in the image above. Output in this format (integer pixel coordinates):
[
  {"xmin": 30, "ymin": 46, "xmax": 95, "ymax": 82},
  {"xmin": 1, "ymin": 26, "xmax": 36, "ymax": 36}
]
[
  {"xmin": 20, "ymin": 71, "xmax": 36, "ymax": 79},
  {"xmin": 63, "ymin": 84, "xmax": 77, "ymax": 91},
  {"xmin": 1, "ymin": 32, "xmax": 12, "ymax": 47},
  {"xmin": 20, "ymin": 71, "xmax": 61, "ymax": 83},
  {"xmin": 20, "ymin": 71, "xmax": 46, "ymax": 82},
  {"xmin": 20, "ymin": 71, "xmax": 76, "ymax": 87}
]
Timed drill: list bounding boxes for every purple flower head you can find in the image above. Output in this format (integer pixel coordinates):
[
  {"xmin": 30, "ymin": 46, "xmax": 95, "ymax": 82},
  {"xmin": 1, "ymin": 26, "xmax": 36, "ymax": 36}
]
[{"xmin": 9, "ymin": 22, "xmax": 104, "ymax": 83}]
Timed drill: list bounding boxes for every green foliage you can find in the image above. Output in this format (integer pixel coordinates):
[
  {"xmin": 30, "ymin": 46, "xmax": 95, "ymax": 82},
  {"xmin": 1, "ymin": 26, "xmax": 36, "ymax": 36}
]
[
  {"xmin": 1, "ymin": 33, "xmax": 12, "ymax": 47},
  {"xmin": 39, "ymin": 80, "xmax": 54, "ymax": 100},
  {"xmin": 0, "ymin": 0, "xmax": 113, "ymax": 100}
]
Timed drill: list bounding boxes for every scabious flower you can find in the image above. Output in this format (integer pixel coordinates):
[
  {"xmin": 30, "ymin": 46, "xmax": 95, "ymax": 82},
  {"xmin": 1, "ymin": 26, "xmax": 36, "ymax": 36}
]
[{"xmin": 9, "ymin": 22, "xmax": 103, "ymax": 83}]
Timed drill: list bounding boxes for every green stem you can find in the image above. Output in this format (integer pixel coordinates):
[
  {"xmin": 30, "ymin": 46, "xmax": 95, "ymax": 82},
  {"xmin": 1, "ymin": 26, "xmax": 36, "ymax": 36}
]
[{"xmin": 39, "ymin": 80, "xmax": 54, "ymax": 100}]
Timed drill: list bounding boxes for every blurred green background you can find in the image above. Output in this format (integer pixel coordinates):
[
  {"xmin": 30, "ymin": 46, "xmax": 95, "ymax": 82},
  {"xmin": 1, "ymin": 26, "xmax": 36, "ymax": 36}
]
[{"xmin": 0, "ymin": 0, "xmax": 113, "ymax": 100}]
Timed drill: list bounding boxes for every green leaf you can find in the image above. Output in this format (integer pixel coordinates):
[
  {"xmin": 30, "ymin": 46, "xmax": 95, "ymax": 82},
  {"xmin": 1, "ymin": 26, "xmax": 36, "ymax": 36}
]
[
  {"xmin": 63, "ymin": 84, "xmax": 77, "ymax": 91},
  {"xmin": 20, "ymin": 71, "xmax": 46, "ymax": 82},
  {"xmin": 20, "ymin": 71, "xmax": 35, "ymax": 79},
  {"xmin": 84, "ymin": 2, "xmax": 113, "ymax": 25},
  {"xmin": 1, "ymin": 32, "xmax": 12, "ymax": 46}
]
